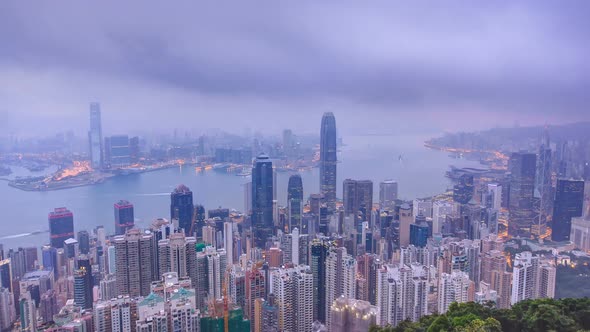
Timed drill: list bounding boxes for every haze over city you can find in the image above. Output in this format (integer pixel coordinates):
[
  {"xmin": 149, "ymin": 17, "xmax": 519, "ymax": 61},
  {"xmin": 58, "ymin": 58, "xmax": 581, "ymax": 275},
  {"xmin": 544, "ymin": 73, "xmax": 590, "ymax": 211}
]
[
  {"xmin": 1, "ymin": 2, "xmax": 590, "ymax": 332},
  {"xmin": 1, "ymin": 1, "xmax": 589, "ymax": 136}
]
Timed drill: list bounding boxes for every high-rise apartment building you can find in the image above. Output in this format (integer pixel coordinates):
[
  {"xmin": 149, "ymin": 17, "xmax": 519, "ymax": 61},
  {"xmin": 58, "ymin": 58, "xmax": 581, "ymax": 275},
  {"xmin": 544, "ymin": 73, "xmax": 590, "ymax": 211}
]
[
  {"xmin": 48, "ymin": 207, "xmax": 75, "ymax": 249},
  {"xmin": 325, "ymin": 247, "xmax": 356, "ymax": 330},
  {"xmin": 320, "ymin": 112, "xmax": 337, "ymax": 212},
  {"xmin": 510, "ymin": 252, "xmax": 553, "ymax": 305},
  {"xmin": 508, "ymin": 152, "xmax": 537, "ymax": 237},
  {"xmin": 552, "ymin": 179, "xmax": 585, "ymax": 242},
  {"xmin": 437, "ymin": 271, "xmax": 474, "ymax": 314},
  {"xmin": 89, "ymin": 102, "xmax": 103, "ymax": 169},
  {"xmin": 158, "ymin": 232, "xmax": 198, "ymax": 288},
  {"xmin": 114, "ymin": 229, "xmax": 153, "ymax": 297},
  {"xmin": 251, "ymin": 154, "xmax": 274, "ymax": 248},
  {"xmin": 270, "ymin": 265, "xmax": 314, "ymax": 332},
  {"xmin": 170, "ymin": 185, "xmax": 194, "ymax": 237},
  {"xmin": 94, "ymin": 296, "xmax": 139, "ymax": 332},
  {"xmin": 376, "ymin": 264, "xmax": 428, "ymax": 327},
  {"xmin": 114, "ymin": 200, "xmax": 135, "ymax": 236},
  {"xmin": 379, "ymin": 180, "xmax": 398, "ymax": 211},
  {"xmin": 287, "ymin": 174, "xmax": 304, "ymax": 232}
]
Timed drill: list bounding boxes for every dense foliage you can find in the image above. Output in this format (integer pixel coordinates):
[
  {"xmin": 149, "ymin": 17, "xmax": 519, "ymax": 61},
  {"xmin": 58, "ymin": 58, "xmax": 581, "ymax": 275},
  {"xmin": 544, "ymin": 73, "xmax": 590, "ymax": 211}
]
[{"xmin": 370, "ymin": 298, "xmax": 590, "ymax": 332}]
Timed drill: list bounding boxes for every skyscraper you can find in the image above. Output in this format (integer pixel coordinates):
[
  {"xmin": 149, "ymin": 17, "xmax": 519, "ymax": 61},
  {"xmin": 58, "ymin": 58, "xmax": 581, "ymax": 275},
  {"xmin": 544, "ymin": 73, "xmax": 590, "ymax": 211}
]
[
  {"xmin": 343, "ymin": 179, "xmax": 373, "ymax": 223},
  {"xmin": 320, "ymin": 112, "xmax": 337, "ymax": 212},
  {"xmin": 311, "ymin": 239, "xmax": 330, "ymax": 323},
  {"xmin": 287, "ymin": 174, "xmax": 303, "ymax": 232},
  {"xmin": 508, "ymin": 152, "xmax": 537, "ymax": 238},
  {"xmin": 106, "ymin": 135, "xmax": 131, "ymax": 168},
  {"xmin": 171, "ymin": 185, "xmax": 195, "ymax": 237},
  {"xmin": 325, "ymin": 247, "xmax": 356, "ymax": 329},
  {"xmin": 158, "ymin": 232, "xmax": 198, "ymax": 287},
  {"xmin": 437, "ymin": 271, "xmax": 474, "ymax": 314},
  {"xmin": 270, "ymin": 265, "xmax": 314, "ymax": 332},
  {"xmin": 409, "ymin": 220, "xmax": 429, "ymax": 248},
  {"xmin": 114, "ymin": 200, "xmax": 135, "ymax": 236},
  {"xmin": 379, "ymin": 180, "xmax": 398, "ymax": 211},
  {"xmin": 89, "ymin": 102, "xmax": 103, "ymax": 170},
  {"xmin": 114, "ymin": 229, "xmax": 153, "ymax": 297},
  {"xmin": 330, "ymin": 296, "xmax": 377, "ymax": 332},
  {"xmin": 552, "ymin": 179, "xmax": 585, "ymax": 242},
  {"xmin": 536, "ymin": 129, "xmax": 553, "ymax": 223},
  {"xmin": 74, "ymin": 256, "xmax": 93, "ymax": 309},
  {"xmin": 251, "ymin": 154, "xmax": 274, "ymax": 248},
  {"xmin": 48, "ymin": 207, "xmax": 74, "ymax": 249},
  {"xmin": 77, "ymin": 230, "xmax": 90, "ymax": 255}
]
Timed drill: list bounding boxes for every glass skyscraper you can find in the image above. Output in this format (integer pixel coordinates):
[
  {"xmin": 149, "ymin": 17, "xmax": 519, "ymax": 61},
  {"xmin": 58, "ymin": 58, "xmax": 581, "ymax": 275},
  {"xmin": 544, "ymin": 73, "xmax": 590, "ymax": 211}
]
[
  {"xmin": 552, "ymin": 179, "xmax": 585, "ymax": 242},
  {"xmin": 320, "ymin": 112, "xmax": 337, "ymax": 212},
  {"xmin": 508, "ymin": 152, "xmax": 537, "ymax": 238},
  {"xmin": 287, "ymin": 174, "xmax": 303, "ymax": 232},
  {"xmin": 88, "ymin": 102, "xmax": 103, "ymax": 170},
  {"xmin": 251, "ymin": 154, "xmax": 274, "ymax": 248},
  {"xmin": 171, "ymin": 185, "xmax": 194, "ymax": 236},
  {"xmin": 114, "ymin": 200, "xmax": 135, "ymax": 236},
  {"xmin": 48, "ymin": 207, "xmax": 74, "ymax": 249}
]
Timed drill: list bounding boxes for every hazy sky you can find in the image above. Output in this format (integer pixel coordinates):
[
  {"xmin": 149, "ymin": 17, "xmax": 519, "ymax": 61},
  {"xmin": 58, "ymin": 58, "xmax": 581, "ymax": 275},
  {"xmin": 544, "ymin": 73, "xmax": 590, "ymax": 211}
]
[{"xmin": 0, "ymin": 2, "xmax": 588, "ymax": 137}]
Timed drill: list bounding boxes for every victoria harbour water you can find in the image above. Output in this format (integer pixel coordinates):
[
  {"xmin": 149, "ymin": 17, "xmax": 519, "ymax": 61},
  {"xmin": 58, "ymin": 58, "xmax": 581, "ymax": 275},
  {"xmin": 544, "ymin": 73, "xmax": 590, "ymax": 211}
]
[{"xmin": 0, "ymin": 134, "xmax": 481, "ymax": 249}]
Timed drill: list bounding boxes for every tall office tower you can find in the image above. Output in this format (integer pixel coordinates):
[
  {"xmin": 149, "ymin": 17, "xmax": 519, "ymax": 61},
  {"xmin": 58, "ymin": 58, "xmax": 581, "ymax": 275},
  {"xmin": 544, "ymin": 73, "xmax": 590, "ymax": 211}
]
[
  {"xmin": 106, "ymin": 135, "xmax": 131, "ymax": 168},
  {"xmin": 23, "ymin": 247, "xmax": 37, "ymax": 273},
  {"xmin": 0, "ymin": 260, "xmax": 11, "ymax": 293},
  {"xmin": 0, "ymin": 287, "xmax": 15, "ymax": 331},
  {"xmin": 453, "ymin": 174, "xmax": 474, "ymax": 204},
  {"xmin": 485, "ymin": 183, "xmax": 503, "ymax": 211},
  {"xmin": 413, "ymin": 199, "xmax": 433, "ymax": 219},
  {"xmin": 114, "ymin": 229, "xmax": 153, "ymax": 297},
  {"xmin": 570, "ymin": 208, "xmax": 590, "ymax": 251},
  {"xmin": 432, "ymin": 201, "xmax": 456, "ymax": 235},
  {"xmin": 244, "ymin": 181, "xmax": 252, "ymax": 214},
  {"xmin": 537, "ymin": 263, "xmax": 556, "ymax": 299},
  {"xmin": 343, "ymin": 179, "xmax": 373, "ymax": 224},
  {"xmin": 270, "ymin": 265, "xmax": 314, "ymax": 332},
  {"xmin": 41, "ymin": 246, "xmax": 58, "ymax": 279},
  {"xmin": 287, "ymin": 174, "xmax": 304, "ymax": 232},
  {"xmin": 511, "ymin": 251, "xmax": 540, "ymax": 305},
  {"xmin": 94, "ymin": 297, "xmax": 139, "ymax": 332},
  {"xmin": 158, "ymin": 232, "xmax": 197, "ymax": 287},
  {"xmin": 409, "ymin": 220, "xmax": 429, "ymax": 248},
  {"xmin": 379, "ymin": 180, "xmax": 398, "ymax": 211},
  {"xmin": 224, "ymin": 222, "xmax": 234, "ymax": 264},
  {"xmin": 552, "ymin": 179, "xmax": 585, "ymax": 242},
  {"xmin": 73, "ymin": 266, "xmax": 93, "ymax": 309},
  {"xmin": 114, "ymin": 200, "xmax": 135, "ymax": 236},
  {"xmin": 48, "ymin": 207, "xmax": 74, "ymax": 249},
  {"xmin": 536, "ymin": 129, "xmax": 553, "ymax": 221},
  {"xmin": 8, "ymin": 249, "xmax": 26, "ymax": 280},
  {"xmin": 399, "ymin": 203, "xmax": 413, "ymax": 247},
  {"xmin": 311, "ymin": 239, "xmax": 331, "ymax": 323},
  {"xmin": 356, "ymin": 254, "xmax": 380, "ymax": 305},
  {"xmin": 508, "ymin": 152, "xmax": 537, "ymax": 238},
  {"xmin": 89, "ymin": 102, "xmax": 103, "ymax": 170},
  {"xmin": 376, "ymin": 264, "xmax": 428, "ymax": 327},
  {"xmin": 325, "ymin": 247, "xmax": 356, "ymax": 329},
  {"xmin": 437, "ymin": 271, "xmax": 474, "ymax": 314},
  {"xmin": 170, "ymin": 185, "xmax": 195, "ymax": 237},
  {"xmin": 76, "ymin": 231, "xmax": 90, "ymax": 256},
  {"xmin": 245, "ymin": 266, "xmax": 266, "ymax": 330},
  {"xmin": 251, "ymin": 154, "xmax": 274, "ymax": 248},
  {"xmin": 330, "ymin": 296, "xmax": 377, "ymax": 332},
  {"xmin": 19, "ymin": 293, "xmax": 37, "ymax": 332},
  {"xmin": 320, "ymin": 112, "xmax": 337, "ymax": 212}
]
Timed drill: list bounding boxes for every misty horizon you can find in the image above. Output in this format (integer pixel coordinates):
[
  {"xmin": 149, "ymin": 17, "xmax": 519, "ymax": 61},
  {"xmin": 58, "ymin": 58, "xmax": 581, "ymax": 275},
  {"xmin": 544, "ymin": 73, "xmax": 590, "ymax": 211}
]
[{"xmin": 1, "ymin": 2, "xmax": 589, "ymax": 137}]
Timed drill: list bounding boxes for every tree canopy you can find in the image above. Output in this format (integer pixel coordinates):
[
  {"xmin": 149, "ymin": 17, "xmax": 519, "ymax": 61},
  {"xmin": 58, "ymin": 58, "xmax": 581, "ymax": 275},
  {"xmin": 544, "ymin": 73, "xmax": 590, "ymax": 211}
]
[{"xmin": 370, "ymin": 298, "xmax": 590, "ymax": 332}]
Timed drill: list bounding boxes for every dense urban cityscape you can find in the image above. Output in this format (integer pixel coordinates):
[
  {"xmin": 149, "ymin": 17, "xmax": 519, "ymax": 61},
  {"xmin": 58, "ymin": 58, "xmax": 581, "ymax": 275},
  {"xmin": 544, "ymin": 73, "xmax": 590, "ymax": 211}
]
[
  {"xmin": 2, "ymin": 2, "xmax": 590, "ymax": 332},
  {"xmin": 0, "ymin": 104, "xmax": 588, "ymax": 332}
]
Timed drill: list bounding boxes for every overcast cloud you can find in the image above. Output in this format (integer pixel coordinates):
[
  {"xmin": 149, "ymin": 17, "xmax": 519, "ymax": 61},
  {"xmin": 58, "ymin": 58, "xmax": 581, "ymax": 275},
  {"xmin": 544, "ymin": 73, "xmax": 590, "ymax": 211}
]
[{"xmin": 0, "ymin": 1, "xmax": 588, "ymax": 136}]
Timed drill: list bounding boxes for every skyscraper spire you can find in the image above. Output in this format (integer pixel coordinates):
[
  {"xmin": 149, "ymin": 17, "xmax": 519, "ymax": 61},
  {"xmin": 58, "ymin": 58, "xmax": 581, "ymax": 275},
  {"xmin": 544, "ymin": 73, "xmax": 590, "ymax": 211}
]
[{"xmin": 320, "ymin": 112, "xmax": 337, "ymax": 212}]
